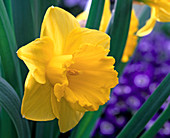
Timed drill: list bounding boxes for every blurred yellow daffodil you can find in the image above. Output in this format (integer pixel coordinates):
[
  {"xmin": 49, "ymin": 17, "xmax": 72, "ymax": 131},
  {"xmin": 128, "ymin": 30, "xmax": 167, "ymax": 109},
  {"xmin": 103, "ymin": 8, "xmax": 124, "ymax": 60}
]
[
  {"xmin": 17, "ymin": 7, "xmax": 118, "ymax": 132},
  {"xmin": 122, "ymin": 10, "xmax": 139, "ymax": 62},
  {"xmin": 136, "ymin": 0, "xmax": 170, "ymax": 36},
  {"xmin": 77, "ymin": 0, "xmax": 139, "ymax": 62}
]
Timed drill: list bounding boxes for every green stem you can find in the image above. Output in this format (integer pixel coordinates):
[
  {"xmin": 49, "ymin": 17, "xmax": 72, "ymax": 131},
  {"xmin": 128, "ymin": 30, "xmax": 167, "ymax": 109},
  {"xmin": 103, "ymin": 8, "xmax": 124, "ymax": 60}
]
[
  {"xmin": 141, "ymin": 104, "xmax": 170, "ymax": 138},
  {"xmin": 85, "ymin": 0, "xmax": 105, "ymax": 29},
  {"xmin": 117, "ymin": 73, "xmax": 170, "ymax": 138},
  {"xmin": 107, "ymin": 0, "xmax": 133, "ymax": 67}
]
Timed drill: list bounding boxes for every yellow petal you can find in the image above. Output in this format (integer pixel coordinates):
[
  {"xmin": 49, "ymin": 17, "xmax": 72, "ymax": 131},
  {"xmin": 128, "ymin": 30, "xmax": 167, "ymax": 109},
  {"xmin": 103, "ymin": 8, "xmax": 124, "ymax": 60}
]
[
  {"xmin": 40, "ymin": 7, "xmax": 80, "ymax": 55},
  {"xmin": 137, "ymin": 7, "xmax": 157, "ymax": 36},
  {"xmin": 156, "ymin": 7, "xmax": 170, "ymax": 22},
  {"xmin": 54, "ymin": 83, "xmax": 66, "ymax": 102},
  {"xmin": 17, "ymin": 37, "xmax": 54, "ymax": 84},
  {"xmin": 63, "ymin": 28, "xmax": 110, "ymax": 54},
  {"xmin": 121, "ymin": 55, "xmax": 129, "ymax": 63},
  {"xmin": 99, "ymin": 0, "xmax": 112, "ymax": 32},
  {"xmin": 21, "ymin": 72, "xmax": 55, "ymax": 121},
  {"xmin": 76, "ymin": 11, "xmax": 88, "ymax": 21},
  {"xmin": 145, "ymin": 0, "xmax": 170, "ymax": 22},
  {"xmin": 76, "ymin": 11, "xmax": 88, "ymax": 28},
  {"xmin": 65, "ymin": 44, "xmax": 118, "ymax": 111},
  {"xmin": 121, "ymin": 9, "xmax": 139, "ymax": 62},
  {"xmin": 51, "ymin": 93, "xmax": 84, "ymax": 133}
]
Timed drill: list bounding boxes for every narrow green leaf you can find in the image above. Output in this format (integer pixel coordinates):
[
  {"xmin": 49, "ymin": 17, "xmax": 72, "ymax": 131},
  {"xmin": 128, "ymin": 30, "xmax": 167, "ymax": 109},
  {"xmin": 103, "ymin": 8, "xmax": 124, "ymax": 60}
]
[
  {"xmin": 117, "ymin": 73, "xmax": 170, "ymax": 138},
  {"xmin": 11, "ymin": 0, "xmax": 35, "ymax": 82},
  {"xmin": 70, "ymin": 107, "xmax": 104, "ymax": 138},
  {"xmin": 30, "ymin": 0, "xmax": 60, "ymax": 38},
  {"xmin": 107, "ymin": 0, "xmax": 133, "ymax": 67},
  {"xmin": 3, "ymin": 0, "xmax": 13, "ymax": 26},
  {"xmin": 0, "ymin": 57, "xmax": 2, "ymax": 76},
  {"xmin": 0, "ymin": 76, "xmax": 31, "ymax": 138},
  {"xmin": 141, "ymin": 104, "xmax": 170, "ymax": 138},
  {"xmin": 85, "ymin": 0, "xmax": 105, "ymax": 29},
  {"xmin": 0, "ymin": 2, "xmax": 20, "ymax": 135},
  {"xmin": 0, "ymin": 0, "xmax": 23, "ymax": 96},
  {"xmin": 0, "ymin": 107, "xmax": 2, "ymax": 134},
  {"xmin": 35, "ymin": 119, "xmax": 60, "ymax": 138},
  {"xmin": 0, "ymin": 109, "xmax": 18, "ymax": 138},
  {"xmin": 11, "ymin": 0, "xmax": 35, "ymax": 47}
]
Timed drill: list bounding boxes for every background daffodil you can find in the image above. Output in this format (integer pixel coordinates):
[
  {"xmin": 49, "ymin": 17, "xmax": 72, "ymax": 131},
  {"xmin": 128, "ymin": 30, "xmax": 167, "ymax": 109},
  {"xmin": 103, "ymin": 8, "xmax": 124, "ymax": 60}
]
[
  {"xmin": 122, "ymin": 10, "xmax": 139, "ymax": 62},
  {"xmin": 17, "ymin": 7, "xmax": 118, "ymax": 133},
  {"xmin": 136, "ymin": 0, "xmax": 170, "ymax": 36},
  {"xmin": 77, "ymin": 0, "xmax": 139, "ymax": 62}
]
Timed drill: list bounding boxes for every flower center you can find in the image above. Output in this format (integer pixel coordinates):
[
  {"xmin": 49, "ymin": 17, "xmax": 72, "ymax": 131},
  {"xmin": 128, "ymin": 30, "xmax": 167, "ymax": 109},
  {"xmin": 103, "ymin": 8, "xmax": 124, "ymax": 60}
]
[
  {"xmin": 46, "ymin": 55, "xmax": 72, "ymax": 85},
  {"xmin": 67, "ymin": 68, "xmax": 80, "ymax": 75}
]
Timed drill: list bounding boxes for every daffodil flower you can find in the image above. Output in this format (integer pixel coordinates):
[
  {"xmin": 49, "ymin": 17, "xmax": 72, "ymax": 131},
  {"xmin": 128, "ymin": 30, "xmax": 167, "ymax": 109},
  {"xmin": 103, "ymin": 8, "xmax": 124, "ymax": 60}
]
[
  {"xmin": 136, "ymin": 0, "xmax": 170, "ymax": 36},
  {"xmin": 77, "ymin": 0, "xmax": 139, "ymax": 62},
  {"xmin": 122, "ymin": 10, "xmax": 139, "ymax": 62},
  {"xmin": 17, "ymin": 7, "xmax": 118, "ymax": 132}
]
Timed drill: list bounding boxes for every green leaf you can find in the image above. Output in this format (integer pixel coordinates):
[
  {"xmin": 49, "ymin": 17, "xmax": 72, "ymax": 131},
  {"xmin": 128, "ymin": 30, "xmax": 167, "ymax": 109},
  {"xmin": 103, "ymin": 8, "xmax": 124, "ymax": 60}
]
[
  {"xmin": 107, "ymin": 0, "xmax": 133, "ymax": 67},
  {"xmin": 0, "ymin": 57, "xmax": 2, "ymax": 76},
  {"xmin": 0, "ymin": 109, "xmax": 18, "ymax": 138},
  {"xmin": 0, "ymin": 76, "xmax": 31, "ymax": 138},
  {"xmin": 3, "ymin": 0, "xmax": 13, "ymax": 26},
  {"xmin": 11, "ymin": 0, "xmax": 35, "ymax": 82},
  {"xmin": 30, "ymin": 0, "xmax": 60, "ymax": 38},
  {"xmin": 117, "ymin": 73, "xmax": 170, "ymax": 138},
  {"xmin": 70, "ymin": 106, "xmax": 104, "ymax": 138},
  {"xmin": 11, "ymin": 0, "xmax": 35, "ymax": 47},
  {"xmin": 85, "ymin": 0, "xmax": 105, "ymax": 30},
  {"xmin": 141, "ymin": 104, "xmax": 170, "ymax": 138},
  {"xmin": 0, "ymin": 0, "xmax": 23, "ymax": 97},
  {"xmin": 0, "ymin": 2, "xmax": 24, "ymax": 137},
  {"xmin": 35, "ymin": 119, "xmax": 60, "ymax": 138}
]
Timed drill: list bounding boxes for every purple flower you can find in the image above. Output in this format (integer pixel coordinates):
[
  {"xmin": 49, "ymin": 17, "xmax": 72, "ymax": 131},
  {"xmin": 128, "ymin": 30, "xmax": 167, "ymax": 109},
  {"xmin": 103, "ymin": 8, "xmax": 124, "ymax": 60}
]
[
  {"xmin": 159, "ymin": 122, "xmax": 170, "ymax": 136},
  {"xmin": 64, "ymin": 0, "xmax": 88, "ymax": 8},
  {"xmin": 99, "ymin": 119, "xmax": 116, "ymax": 135}
]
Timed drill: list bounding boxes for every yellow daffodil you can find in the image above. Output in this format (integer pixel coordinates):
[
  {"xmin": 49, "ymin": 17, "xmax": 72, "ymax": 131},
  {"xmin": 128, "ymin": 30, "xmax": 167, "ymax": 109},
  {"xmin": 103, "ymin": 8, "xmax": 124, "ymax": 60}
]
[
  {"xmin": 17, "ymin": 7, "xmax": 118, "ymax": 133},
  {"xmin": 136, "ymin": 0, "xmax": 170, "ymax": 36},
  {"xmin": 122, "ymin": 10, "xmax": 139, "ymax": 62},
  {"xmin": 77, "ymin": 0, "xmax": 139, "ymax": 62}
]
